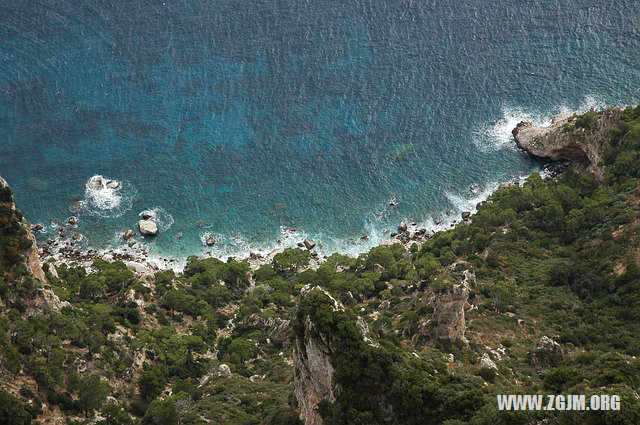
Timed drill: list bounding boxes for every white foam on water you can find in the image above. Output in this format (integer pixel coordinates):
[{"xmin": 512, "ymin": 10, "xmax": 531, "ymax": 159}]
[
  {"xmin": 82, "ymin": 175, "xmax": 136, "ymax": 218},
  {"xmin": 473, "ymin": 95, "xmax": 608, "ymax": 151}
]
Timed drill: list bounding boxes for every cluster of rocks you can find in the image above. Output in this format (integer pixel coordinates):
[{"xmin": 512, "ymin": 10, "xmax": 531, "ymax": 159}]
[{"xmin": 390, "ymin": 221, "xmax": 430, "ymax": 244}]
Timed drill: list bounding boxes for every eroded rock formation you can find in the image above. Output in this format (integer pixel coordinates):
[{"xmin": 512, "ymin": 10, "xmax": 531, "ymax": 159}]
[
  {"xmin": 293, "ymin": 286, "xmax": 339, "ymax": 425},
  {"xmin": 512, "ymin": 107, "xmax": 622, "ymax": 179}
]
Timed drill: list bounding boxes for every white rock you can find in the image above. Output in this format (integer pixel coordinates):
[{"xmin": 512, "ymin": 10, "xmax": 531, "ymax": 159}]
[{"xmin": 138, "ymin": 219, "xmax": 158, "ymax": 236}]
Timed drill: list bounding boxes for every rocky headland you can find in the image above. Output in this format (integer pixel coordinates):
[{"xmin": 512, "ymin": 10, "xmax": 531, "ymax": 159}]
[{"xmin": 513, "ymin": 107, "xmax": 623, "ymax": 179}]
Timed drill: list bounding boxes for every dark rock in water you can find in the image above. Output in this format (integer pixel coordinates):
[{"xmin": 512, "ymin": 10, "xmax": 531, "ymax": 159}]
[
  {"xmin": 196, "ymin": 220, "xmax": 205, "ymax": 227},
  {"xmin": 390, "ymin": 232, "xmax": 397, "ymax": 237},
  {"xmin": 51, "ymin": 218, "xmax": 64, "ymax": 227},
  {"xmin": 297, "ymin": 242, "xmax": 304, "ymax": 248},
  {"xmin": 122, "ymin": 228, "xmax": 135, "ymax": 241},
  {"xmin": 398, "ymin": 221, "xmax": 408, "ymax": 233},
  {"xmin": 205, "ymin": 236, "xmax": 216, "ymax": 246},
  {"xmin": 360, "ymin": 236, "xmax": 369, "ymax": 241},
  {"xmin": 303, "ymin": 239, "xmax": 316, "ymax": 250},
  {"xmin": 434, "ymin": 220, "xmax": 442, "ymax": 225},
  {"xmin": 67, "ymin": 216, "xmax": 77, "ymax": 225},
  {"xmin": 416, "ymin": 228, "xmax": 426, "ymax": 236},
  {"xmin": 461, "ymin": 211, "xmax": 471, "ymax": 220},
  {"xmin": 128, "ymin": 241, "xmax": 136, "ymax": 247},
  {"xmin": 141, "ymin": 211, "xmax": 154, "ymax": 220},
  {"xmin": 31, "ymin": 224, "xmax": 45, "ymax": 232},
  {"xmin": 59, "ymin": 229, "xmax": 67, "ymax": 238},
  {"xmin": 388, "ymin": 200, "xmax": 397, "ymax": 207},
  {"xmin": 72, "ymin": 233, "xmax": 82, "ymax": 241},
  {"xmin": 175, "ymin": 233, "xmax": 183, "ymax": 240}
]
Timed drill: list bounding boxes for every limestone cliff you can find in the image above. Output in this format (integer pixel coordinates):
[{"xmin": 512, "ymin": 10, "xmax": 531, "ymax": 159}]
[
  {"xmin": 512, "ymin": 107, "xmax": 622, "ymax": 179},
  {"xmin": 293, "ymin": 286, "xmax": 339, "ymax": 425},
  {"xmin": 427, "ymin": 276, "xmax": 470, "ymax": 341}
]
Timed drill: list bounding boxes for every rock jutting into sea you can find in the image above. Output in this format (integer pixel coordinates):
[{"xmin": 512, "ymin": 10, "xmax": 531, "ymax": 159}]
[{"xmin": 512, "ymin": 107, "xmax": 623, "ymax": 179}]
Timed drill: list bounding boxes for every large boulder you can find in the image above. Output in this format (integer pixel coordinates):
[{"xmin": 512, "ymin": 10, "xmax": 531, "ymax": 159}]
[
  {"xmin": 303, "ymin": 239, "xmax": 316, "ymax": 250},
  {"xmin": 217, "ymin": 364, "xmax": 232, "ymax": 378},
  {"xmin": 138, "ymin": 219, "xmax": 158, "ymax": 236},
  {"xmin": 530, "ymin": 336, "xmax": 565, "ymax": 368},
  {"xmin": 512, "ymin": 107, "xmax": 622, "ymax": 179},
  {"xmin": 138, "ymin": 210, "xmax": 158, "ymax": 237}
]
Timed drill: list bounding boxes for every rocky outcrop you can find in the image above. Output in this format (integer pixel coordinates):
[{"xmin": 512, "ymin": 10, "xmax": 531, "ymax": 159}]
[
  {"xmin": 303, "ymin": 239, "xmax": 316, "ymax": 250},
  {"xmin": 122, "ymin": 228, "xmax": 136, "ymax": 241},
  {"xmin": 426, "ymin": 272, "xmax": 474, "ymax": 341},
  {"xmin": 138, "ymin": 210, "xmax": 158, "ymax": 236},
  {"xmin": 294, "ymin": 286, "xmax": 339, "ymax": 425},
  {"xmin": 530, "ymin": 336, "xmax": 564, "ymax": 368},
  {"xmin": 512, "ymin": 107, "xmax": 622, "ymax": 179}
]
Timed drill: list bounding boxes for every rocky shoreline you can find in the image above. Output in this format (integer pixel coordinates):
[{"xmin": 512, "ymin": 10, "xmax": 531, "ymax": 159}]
[{"xmin": 27, "ymin": 113, "xmax": 585, "ymax": 278}]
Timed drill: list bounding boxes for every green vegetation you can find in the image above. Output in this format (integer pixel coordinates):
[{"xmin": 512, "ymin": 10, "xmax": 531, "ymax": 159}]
[{"xmin": 2, "ymin": 105, "xmax": 640, "ymax": 423}]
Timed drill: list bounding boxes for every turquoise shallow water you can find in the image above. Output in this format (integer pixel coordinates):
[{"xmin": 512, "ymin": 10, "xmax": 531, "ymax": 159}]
[{"xmin": 1, "ymin": 1, "xmax": 639, "ymax": 260}]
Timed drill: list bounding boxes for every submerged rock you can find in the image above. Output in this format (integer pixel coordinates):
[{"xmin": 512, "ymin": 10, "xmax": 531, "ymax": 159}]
[
  {"xmin": 67, "ymin": 216, "xmax": 78, "ymax": 225},
  {"xmin": 303, "ymin": 239, "xmax": 316, "ymax": 250},
  {"xmin": 205, "ymin": 236, "xmax": 216, "ymax": 246}
]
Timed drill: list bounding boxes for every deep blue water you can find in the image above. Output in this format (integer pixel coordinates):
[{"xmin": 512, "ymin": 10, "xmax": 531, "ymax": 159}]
[{"xmin": 1, "ymin": 0, "xmax": 639, "ymax": 260}]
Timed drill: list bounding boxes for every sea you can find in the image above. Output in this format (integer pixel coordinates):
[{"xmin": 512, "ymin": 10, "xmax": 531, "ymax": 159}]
[{"xmin": 1, "ymin": 0, "xmax": 639, "ymax": 264}]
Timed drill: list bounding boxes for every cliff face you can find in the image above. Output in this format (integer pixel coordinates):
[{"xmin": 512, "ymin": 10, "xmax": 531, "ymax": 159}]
[
  {"xmin": 0, "ymin": 175, "xmax": 45, "ymax": 281},
  {"xmin": 293, "ymin": 286, "xmax": 339, "ymax": 425},
  {"xmin": 513, "ymin": 107, "xmax": 622, "ymax": 179},
  {"xmin": 426, "ymin": 270, "xmax": 473, "ymax": 341},
  {"xmin": 0, "ymin": 175, "xmax": 64, "ymax": 316}
]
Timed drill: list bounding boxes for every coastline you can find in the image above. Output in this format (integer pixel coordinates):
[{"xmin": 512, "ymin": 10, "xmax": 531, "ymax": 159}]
[{"xmin": 36, "ymin": 165, "xmax": 560, "ymax": 277}]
